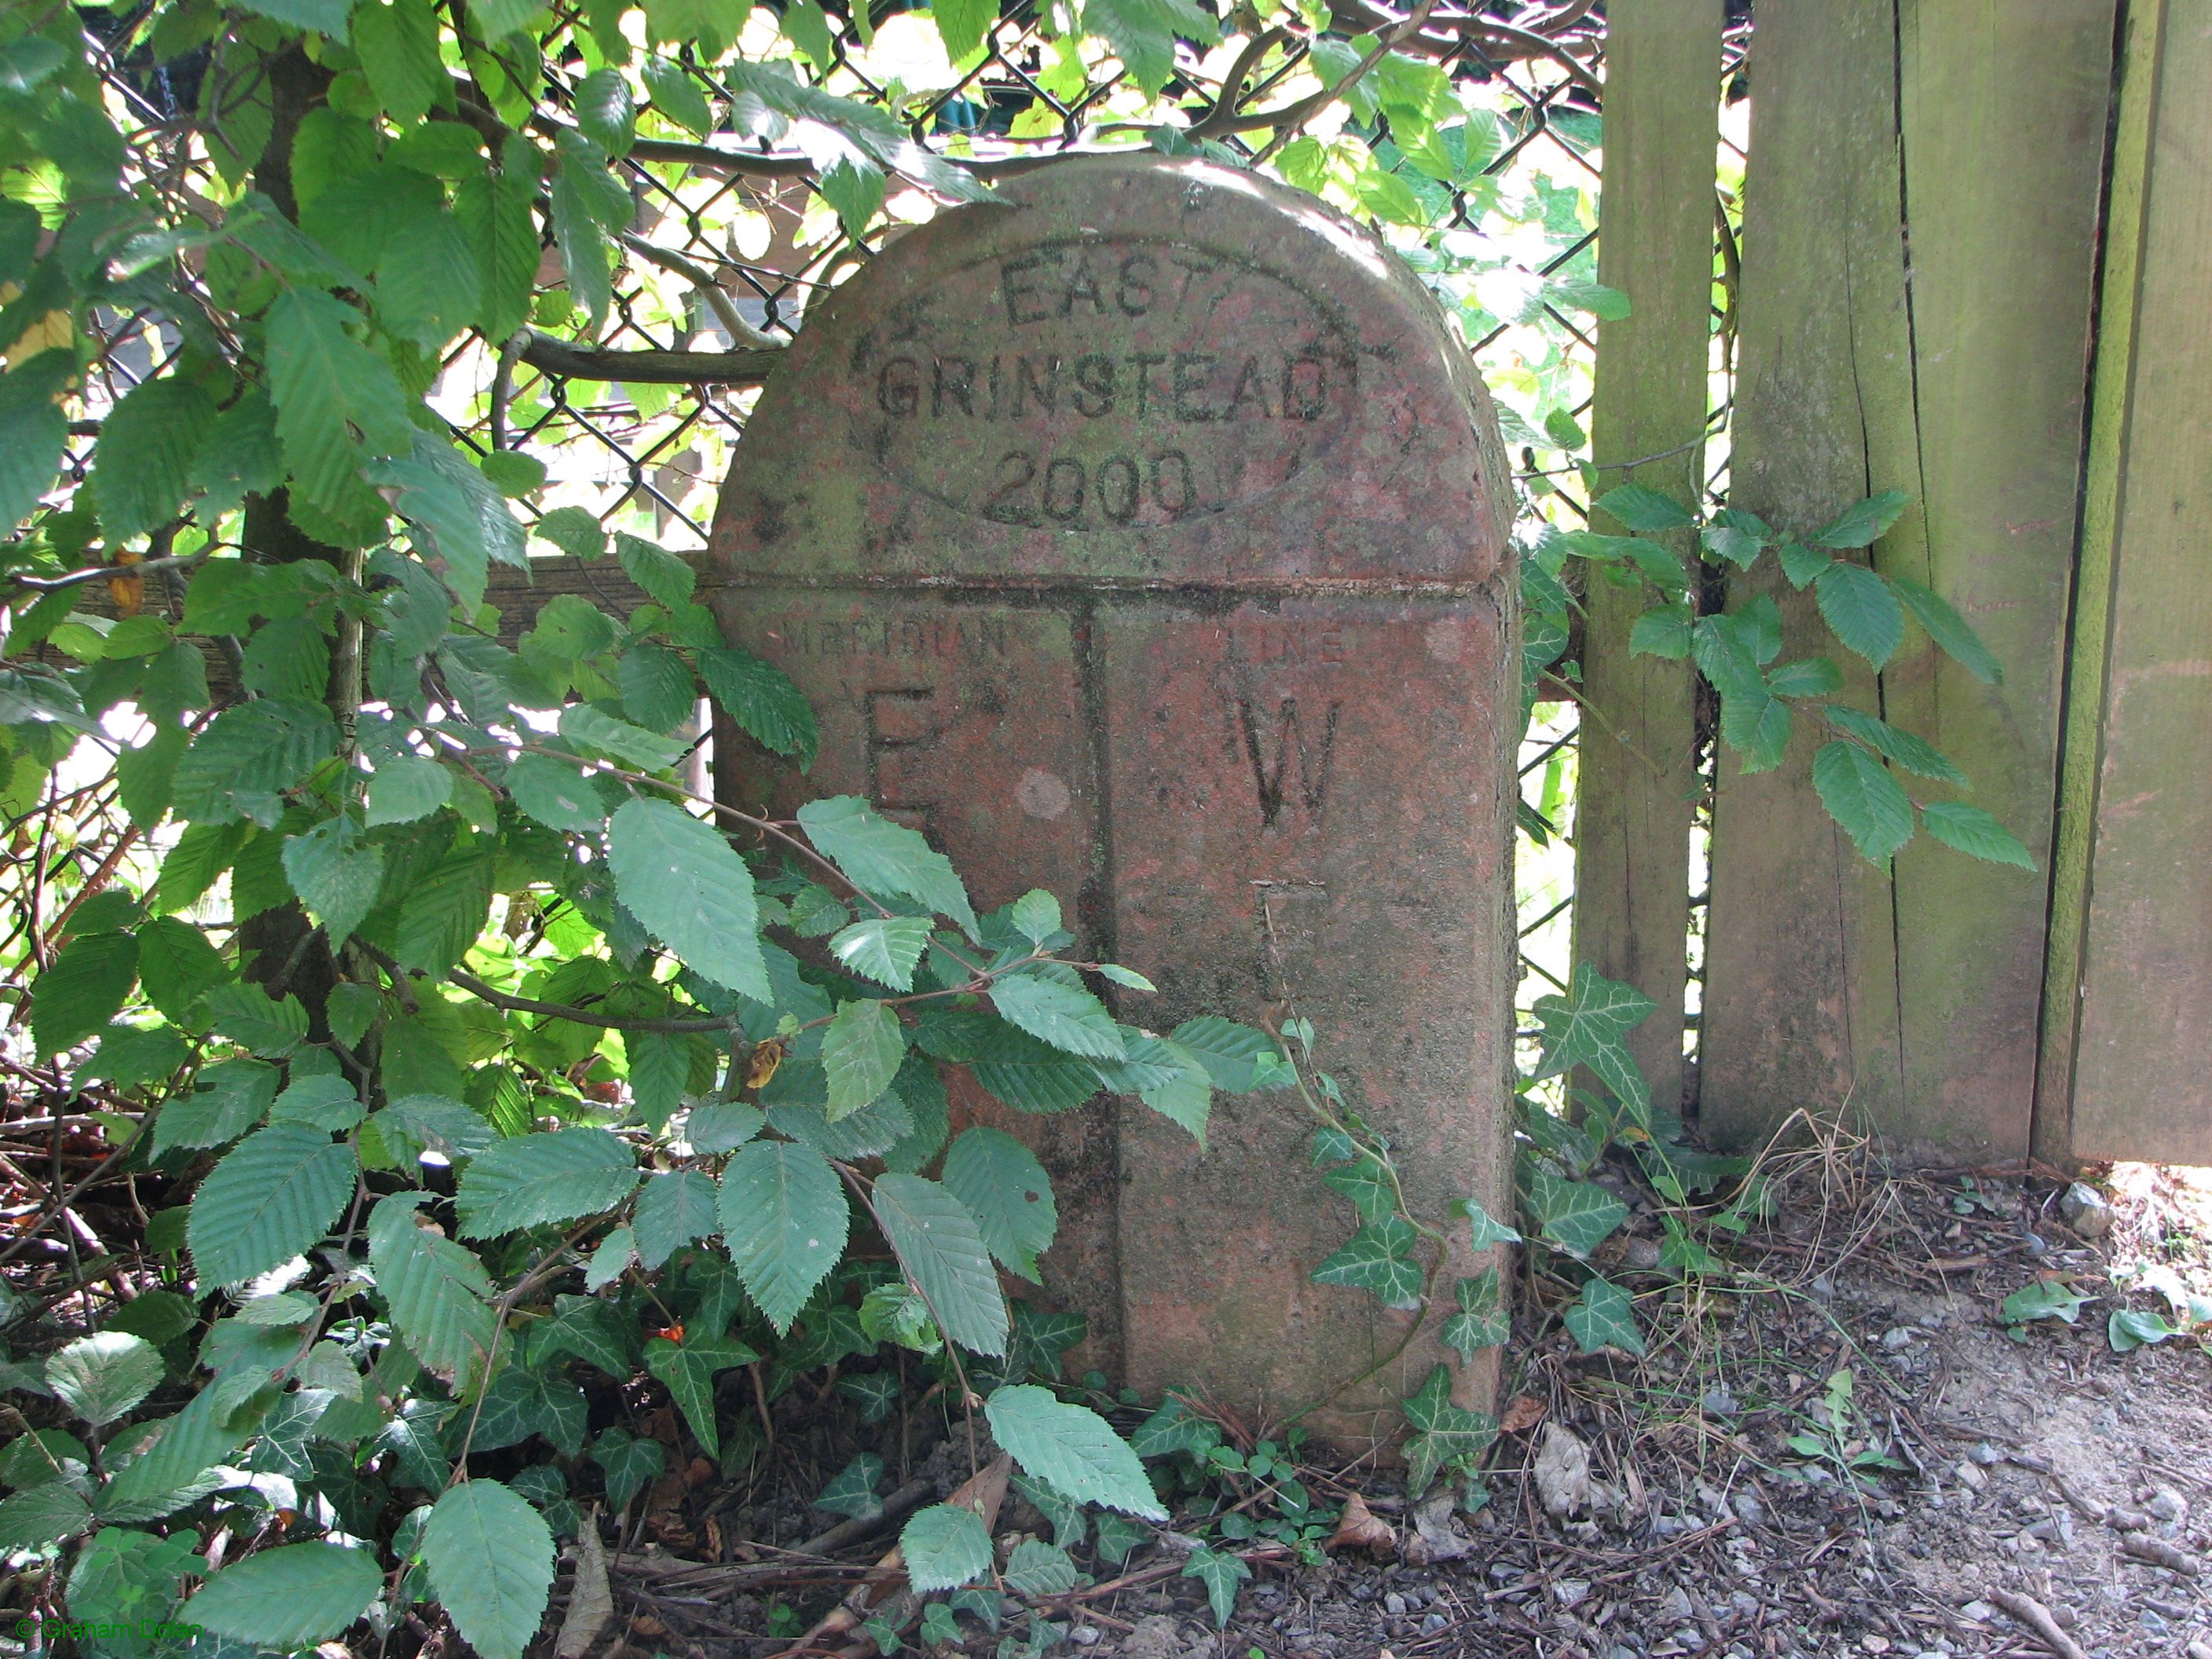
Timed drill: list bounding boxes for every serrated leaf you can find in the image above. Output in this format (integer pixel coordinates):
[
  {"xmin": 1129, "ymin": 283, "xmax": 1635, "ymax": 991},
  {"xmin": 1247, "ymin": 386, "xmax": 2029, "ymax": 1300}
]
[
  {"xmin": 1629, "ymin": 602, "xmax": 1693, "ymax": 660},
  {"xmin": 235, "ymin": 0, "xmax": 356, "ymax": 36},
  {"xmin": 828, "ymin": 916, "xmax": 933, "ymax": 991},
  {"xmin": 644, "ymin": 1331, "xmax": 756, "ymax": 1457},
  {"xmin": 902, "ymin": 1503, "xmax": 993, "ymax": 1592},
  {"xmin": 575, "ymin": 66, "xmax": 636, "ymax": 156},
  {"xmin": 872, "ymin": 1174, "xmax": 1007, "ymax": 1356},
  {"xmin": 369, "ymin": 1194, "xmax": 496, "ymax": 1385},
  {"xmin": 270, "ymin": 1073, "xmax": 364, "ymax": 1132},
  {"xmin": 0, "ymin": 353, "xmax": 71, "ymax": 533},
  {"xmin": 1813, "ymin": 561, "xmax": 1906, "ymax": 669},
  {"xmin": 615, "ymin": 533, "xmax": 694, "ymax": 610},
  {"xmin": 823, "ymin": 999, "xmax": 906, "ymax": 1120},
  {"xmin": 619, "ymin": 641, "xmax": 698, "ymax": 734},
  {"xmin": 456, "ymin": 1129, "xmax": 639, "ymax": 1238},
  {"xmin": 797, "ymin": 796, "xmax": 977, "ymax": 939},
  {"xmin": 559, "ymin": 704, "xmax": 687, "ymax": 771},
  {"xmin": 942, "ymin": 1127, "xmax": 1057, "ymax": 1284},
  {"xmin": 189, "ymin": 1125, "xmax": 356, "ymax": 1285},
  {"xmin": 200, "ymin": 981, "xmax": 309, "ymax": 1057},
  {"xmin": 608, "ymin": 797, "xmax": 770, "ymax": 1000},
  {"xmin": 282, "ymin": 816, "xmax": 386, "ymax": 946},
  {"xmin": 641, "ymin": 56, "xmax": 714, "ymax": 134},
  {"xmin": 1824, "ymin": 706, "xmax": 1965, "ymax": 783},
  {"xmin": 46, "ymin": 1332, "xmax": 163, "ymax": 1427},
  {"xmin": 719, "ymin": 1139, "xmax": 847, "ymax": 1332},
  {"xmin": 186, "ymin": 1544, "xmax": 381, "ymax": 1646},
  {"xmin": 1311, "ymin": 1216, "xmax": 1423, "ymax": 1310},
  {"xmin": 1892, "ymin": 575, "xmax": 2003, "ymax": 685},
  {"xmin": 1920, "ymin": 802, "xmax": 2035, "ymax": 870},
  {"xmin": 152, "ymin": 1059, "xmax": 278, "ymax": 1156},
  {"xmin": 1765, "ymin": 656, "xmax": 1843, "ymax": 699},
  {"xmin": 32, "ymin": 930, "xmax": 138, "ymax": 1058},
  {"xmin": 1595, "ymin": 483, "xmax": 1695, "ymax": 534},
  {"xmin": 507, "ymin": 753, "xmax": 606, "ymax": 833},
  {"xmin": 984, "ymin": 1384, "xmax": 1163, "ymax": 1518},
  {"xmin": 696, "ymin": 646, "xmax": 819, "ymax": 770},
  {"xmin": 423, "ymin": 1481, "xmax": 556, "ymax": 1659},
  {"xmin": 1811, "ymin": 740, "xmax": 1915, "ymax": 864},
  {"xmin": 1564, "ymin": 1276, "xmax": 1645, "ymax": 1356},
  {"xmin": 354, "ymin": 0, "xmax": 445, "ymax": 123},
  {"xmin": 624, "ymin": 1029, "xmax": 690, "ymax": 1131},
  {"xmin": 969, "ymin": 1023, "xmax": 1104, "ymax": 1115},
  {"xmin": 1524, "ymin": 1166, "xmax": 1628, "ymax": 1259},
  {"xmin": 991, "ymin": 973, "xmax": 1125, "ymax": 1060},
  {"xmin": 1005, "ymin": 1538, "xmax": 1078, "ymax": 1596},
  {"xmin": 368, "ymin": 754, "xmax": 454, "ymax": 825},
  {"xmin": 96, "ymin": 376, "xmax": 217, "ymax": 540},
  {"xmin": 1167, "ymin": 1017, "xmax": 1289, "ymax": 1093},
  {"xmin": 0, "ymin": 1483, "xmax": 90, "ymax": 1551},
  {"xmin": 1812, "ymin": 489, "xmax": 1910, "ymax": 549},
  {"xmin": 266, "ymin": 288, "xmax": 412, "ymax": 515}
]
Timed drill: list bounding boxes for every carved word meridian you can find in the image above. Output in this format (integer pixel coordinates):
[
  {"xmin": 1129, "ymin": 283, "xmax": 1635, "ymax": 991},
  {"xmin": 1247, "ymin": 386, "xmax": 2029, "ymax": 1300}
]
[
  {"xmin": 876, "ymin": 349, "xmax": 1344, "ymax": 427},
  {"xmin": 766, "ymin": 614, "xmax": 1010, "ymax": 661}
]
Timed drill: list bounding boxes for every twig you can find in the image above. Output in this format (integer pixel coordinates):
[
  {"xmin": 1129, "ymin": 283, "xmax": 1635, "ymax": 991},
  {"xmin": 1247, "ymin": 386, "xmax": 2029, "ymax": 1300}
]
[
  {"xmin": 1253, "ymin": 0, "xmax": 1440, "ymax": 167},
  {"xmin": 1987, "ymin": 1590, "xmax": 2091, "ymax": 1659},
  {"xmin": 515, "ymin": 328, "xmax": 783, "ymax": 386}
]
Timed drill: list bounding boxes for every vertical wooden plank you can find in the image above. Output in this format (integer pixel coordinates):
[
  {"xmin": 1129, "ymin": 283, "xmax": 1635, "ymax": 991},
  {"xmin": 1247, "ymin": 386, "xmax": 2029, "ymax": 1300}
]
[
  {"xmin": 1884, "ymin": 2, "xmax": 2115, "ymax": 1159},
  {"xmin": 1573, "ymin": 0, "xmax": 1722, "ymax": 1118},
  {"xmin": 1702, "ymin": 0, "xmax": 1913, "ymax": 1148},
  {"xmin": 2065, "ymin": 2, "xmax": 2212, "ymax": 1166},
  {"xmin": 2036, "ymin": 0, "xmax": 2163, "ymax": 1164}
]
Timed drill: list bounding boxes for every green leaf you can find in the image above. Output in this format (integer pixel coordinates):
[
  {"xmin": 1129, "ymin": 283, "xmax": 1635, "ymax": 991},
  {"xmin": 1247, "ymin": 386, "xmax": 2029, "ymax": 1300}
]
[
  {"xmin": 558, "ymin": 702, "xmax": 687, "ymax": 771},
  {"xmin": 1167, "ymin": 1017, "xmax": 1289, "ymax": 1093},
  {"xmin": 1128, "ymin": 1397, "xmax": 1221, "ymax": 1458},
  {"xmin": 32, "ymin": 930, "xmax": 138, "ymax": 1057},
  {"xmin": 968, "ymin": 1024, "xmax": 1104, "ymax": 1115},
  {"xmin": 367, "ymin": 754, "xmax": 454, "ymax": 826},
  {"xmin": 1778, "ymin": 540, "xmax": 1831, "ymax": 588},
  {"xmin": 1322, "ymin": 1155, "xmax": 1395, "ymax": 1225},
  {"xmin": 1892, "ymin": 576, "xmax": 2003, "ymax": 685},
  {"xmin": 1441, "ymin": 1266, "xmax": 1510, "ymax": 1361},
  {"xmin": 1824, "ymin": 706, "xmax": 1966, "ymax": 783},
  {"xmin": 644, "ymin": 1331, "xmax": 758, "ymax": 1457},
  {"xmin": 815, "ymin": 1452, "xmax": 885, "ymax": 1521},
  {"xmin": 379, "ymin": 210, "xmax": 482, "ymax": 351},
  {"xmin": 797, "ymin": 797, "xmax": 978, "ymax": 939},
  {"xmin": 0, "ymin": 1483, "xmax": 91, "ymax": 1551},
  {"xmin": 828, "ymin": 916, "xmax": 933, "ymax": 991},
  {"xmin": 819, "ymin": 156, "xmax": 885, "ymax": 235},
  {"xmin": 902, "ymin": 1503, "xmax": 993, "ymax": 1592},
  {"xmin": 1311, "ymin": 1216, "xmax": 1423, "ymax": 1310},
  {"xmin": 354, "ymin": 0, "xmax": 445, "ymax": 123},
  {"xmin": 1136, "ymin": 1043, "xmax": 1212, "ymax": 1148},
  {"xmin": 990, "ymin": 973, "xmax": 1125, "ymax": 1060},
  {"xmin": 575, "ymin": 67, "xmax": 637, "ymax": 156},
  {"xmin": 95, "ymin": 377, "xmax": 217, "ymax": 540},
  {"xmin": 719, "ymin": 1139, "xmax": 848, "ymax": 1333},
  {"xmin": 115, "ymin": 723, "xmax": 185, "ymax": 831},
  {"xmin": 823, "ymin": 999, "xmax": 906, "ymax": 1121},
  {"xmin": 685, "ymin": 1101, "xmax": 764, "ymax": 1155},
  {"xmin": 369, "ymin": 1192, "xmax": 496, "ymax": 1385},
  {"xmin": 1530, "ymin": 962, "xmax": 1656, "ymax": 1121},
  {"xmin": 1765, "ymin": 656, "xmax": 1843, "ymax": 699},
  {"xmin": 1463, "ymin": 1198, "xmax": 1521, "ymax": 1251},
  {"xmin": 550, "ymin": 130, "xmax": 629, "ymax": 329},
  {"xmin": 270, "ymin": 1073, "xmax": 365, "ymax": 1132},
  {"xmin": 625, "ymin": 1029, "xmax": 690, "ymax": 1130},
  {"xmin": 2001, "ymin": 1279, "xmax": 2089, "ymax": 1326},
  {"xmin": 1400, "ymin": 1364, "xmax": 1497, "ymax": 1496},
  {"xmin": 152, "ymin": 822, "xmax": 248, "ymax": 916},
  {"xmin": 1005, "ymin": 1538, "xmax": 1078, "ymax": 1597},
  {"xmin": 608, "ymin": 797, "xmax": 770, "ymax": 1000},
  {"xmin": 641, "ymin": 56, "xmax": 714, "ymax": 134},
  {"xmin": 984, "ymin": 1384, "xmax": 1163, "ymax": 1518},
  {"xmin": 593, "ymin": 1429, "xmax": 666, "ymax": 1510},
  {"xmin": 189, "ymin": 1125, "xmax": 357, "ymax": 1285},
  {"xmin": 423, "ymin": 1481, "xmax": 557, "ymax": 1659},
  {"xmin": 507, "ymin": 753, "xmax": 606, "ymax": 833},
  {"xmin": 615, "ymin": 533, "xmax": 695, "ymax": 610},
  {"xmin": 456, "ymin": 1128, "xmax": 639, "ymax": 1239},
  {"xmin": 942, "ymin": 1127, "xmax": 1057, "ymax": 1284},
  {"xmin": 1811, "ymin": 741, "xmax": 1915, "ymax": 864},
  {"xmin": 458, "ymin": 141, "xmax": 542, "ymax": 342},
  {"xmin": 266, "ymin": 288, "xmax": 413, "ymax": 515},
  {"xmin": 152, "ymin": 1059, "xmax": 278, "ymax": 1155},
  {"xmin": 1813, "ymin": 562, "xmax": 1906, "ymax": 669},
  {"xmin": 471, "ymin": 1363, "xmax": 589, "ymax": 1456},
  {"xmin": 235, "ymin": 0, "xmax": 357, "ymax": 37},
  {"xmin": 187, "ymin": 1544, "xmax": 381, "ymax": 1646},
  {"xmin": 1919, "ymin": 801, "xmax": 2035, "ymax": 870},
  {"xmin": 283, "ymin": 815, "xmax": 387, "ymax": 946},
  {"xmin": 1181, "ymin": 1546, "xmax": 1250, "ymax": 1628},
  {"xmin": 200, "ymin": 980, "xmax": 310, "ymax": 1057},
  {"xmin": 0, "ymin": 352, "xmax": 71, "ymax": 532},
  {"xmin": 1524, "ymin": 1166, "xmax": 1628, "ymax": 1259},
  {"xmin": 1563, "ymin": 1276, "xmax": 1645, "ymax": 1356},
  {"xmin": 1628, "ymin": 603, "xmax": 1692, "ymax": 660},
  {"xmin": 99, "ymin": 1381, "xmax": 260, "ymax": 1515},
  {"xmin": 696, "ymin": 646, "xmax": 819, "ymax": 770},
  {"xmin": 533, "ymin": 1293, "xmax": 635, "ymax": 1377},
  {"xmin": 46, "ymin": 1333, "xmax": 163, "ymax": 1427},
  {"xmin": 619, "ymin": 641, "xmax": 698, "ymax": 733},
  {"xmin": 1812, "ymin": 489, "xmax": 1910, "ymax": 549},
  {"xmin": 872, "ymin": 1174, "xmax": 1007, "ymax": 1357},
  {"xmin": 1595, "ymin": 483, "xmax": 1695, "ymax": 533},
  {"xmin": 2108, "ymin": 1307, "xmax": 2178, "ymax": 1353},
  {"xmin": 82, "ymin": 1023, "xmax": 190, "ymax": 1090}
]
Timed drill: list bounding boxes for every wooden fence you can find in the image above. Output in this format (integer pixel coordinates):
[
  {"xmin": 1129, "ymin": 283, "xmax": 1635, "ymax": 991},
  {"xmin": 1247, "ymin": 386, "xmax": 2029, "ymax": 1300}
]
[{"xmin": 1577, "ymin": 0, "xmax": 2212, "ymax": 1168}]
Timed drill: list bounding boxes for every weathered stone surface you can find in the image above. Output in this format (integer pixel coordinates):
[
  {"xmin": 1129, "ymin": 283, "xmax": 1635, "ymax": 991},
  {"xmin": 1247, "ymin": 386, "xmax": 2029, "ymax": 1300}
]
[{"xmin": 704, "ymin": 156, "xmax": 1517, "ymax": 1443}]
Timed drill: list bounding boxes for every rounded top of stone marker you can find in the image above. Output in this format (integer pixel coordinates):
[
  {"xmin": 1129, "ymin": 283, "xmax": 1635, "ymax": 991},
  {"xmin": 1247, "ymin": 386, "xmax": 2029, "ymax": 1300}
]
[{"xmin": 707, "ymin": 155, "xmax": 1511, "ymax": 589}]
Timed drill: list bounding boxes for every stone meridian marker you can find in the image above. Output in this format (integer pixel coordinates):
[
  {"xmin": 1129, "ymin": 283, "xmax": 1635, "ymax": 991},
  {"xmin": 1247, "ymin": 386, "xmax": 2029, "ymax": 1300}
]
[{"xmin": 705, "ymin": 156, "xmax": 1517, "ymax": 1442}]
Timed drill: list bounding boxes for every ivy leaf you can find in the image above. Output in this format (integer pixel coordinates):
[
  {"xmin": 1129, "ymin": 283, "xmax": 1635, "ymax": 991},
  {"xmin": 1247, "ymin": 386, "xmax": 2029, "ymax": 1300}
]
[
  {"xmin": 1594, "ymin": 483, "xmax": 1695, "ymax": 533},
  {"xmin": 189, "ymin": 1125, "xmax": 357, "ymax": 1286},
  {"xmin": 1523, "ymin": 1166, "xmax": 1628, "ymax": 1260},
  {"xmin": 1563, "ymin": 1276, "xmax": 1645, "ymax": 1356},
  {"xmin": 1322, "ymin": 1155, "xmax": 1394, "ymax": 1225},
  {"xmin": 1812, "ymin": 489, "xmax": 1910, "ymax": 549},
  {"xmin": 1441, "ymin": 1266, "xmax": 1510, "ymax": 1361},
  {"xmin": 872, "ymin": 1174, "xmax": 1007, "ymax": 1357},
  {"xmin": 644, "ymin": 1331, "xmax": 758, "ymax": 1458},
  {"xmin": 984, "ymin": 1385, "xmax": 1163, "ymax": 1518},
  {"xmin": 697, "ymin": 646, "xmax": 819, "ymax": 769},
  {"xmin": 456, "ymin": 1128, "xmax": 640, "ymax": 1239},
  {"xmin": 592, "ymin": 1429, "xmax": 666, "ymax": 1511},
  {"xmin": 828, "ymin": 916, "xmax": 933, "ymax": 991},
  {"xmin": 368, "ymin": 1194, "xmax": 497, "ymax": 1386},
  {"xmin": 1463, "ymin": 1197, "xmax": 1521, "ymax": 1251},
  {"xmin": 990, "ymin": 973, "xmax": 1126, "ymax": 1060},
  {"xmin": 1181, "ymin": 1546, "xmax": 1251, "ymax": 1628},
  {"xmin": 1400, "ymin": 1364, "xmax": 1498, "ymax": 1496},
  {"xmin": 1813, "ymin": 562, "xmax": 1906, "ymax": 669},
  {"xmin": 1310, "ymin": 1216, "xmax": 1423, "ymax": 1310},
  {"xmin": 720, "ymin": 1139, "xmax": 848, "ymax": 1333},
  {"xmin": 1920, "ymin": 802, "xmax": 2036, "ymax": 870},
  {"xmin": 608, "ymin": 797, "xmax": 770, "ymax": 1000},
  {"xmin": 942, "ymin": 1127, "xmax": 1057, "ymax": 1284},
  {"xmin": 815, "ymin": 1452, "xmax": 885, "ymax": 1521},
  {"xmin": 902, "ymin": 1503, "xmax": 993, "ymax": 1592},
  {"xmin": 423, "ymin": 1481, "xmax": 556, "ymax": 1659},
  {"xmin": 797, "ymin": 796, "xmax": 978, "ymax": 940},
  {"xmin": 472, "ymin": 1364, "xmax": 589, "ymax": 1456},
  {"xmin": 1128, "ymin": 1397, "xmax": 1221, "ymax": 1459},
  {"xmin": 822, "ymin": 998, "xmax": 906, "ymax": 1120},
  {"xmin": 1811, "ymin": 741, "xmax": 1915, "ymax": 864},
  {"xmin": 1892, "ymin": 576, "xmax": 2003, "ymax": 685},
  {"xmin": 46, "ymin": 1333, "xmax": 163, "ymax": 1426},
  {"xmin": 186, "ymin": 1544, "xmax": 382, "ymax": 1646},
  {"xmin": 31, "ymin": 930, "xmax": 138, "ymax": 1057},
  {"xmin": 1529, "ymin": 962, "xmax": 1655, "ymax": 1121}
]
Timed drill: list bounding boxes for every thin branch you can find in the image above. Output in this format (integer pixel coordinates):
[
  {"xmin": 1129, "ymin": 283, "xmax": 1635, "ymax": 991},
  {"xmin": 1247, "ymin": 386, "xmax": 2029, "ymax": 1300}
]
[
  {"xmin": 515, "ymin": 327, "xmax": 783, "ymax": 386},
  {"xmin": 1252, "ymin": 0, "xmax": 1442, "ymax": 167}
]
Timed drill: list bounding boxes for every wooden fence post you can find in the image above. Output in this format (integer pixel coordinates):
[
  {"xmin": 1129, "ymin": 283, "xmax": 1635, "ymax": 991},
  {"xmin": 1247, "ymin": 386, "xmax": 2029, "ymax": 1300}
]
[
  {"xmin": 1702, "ymin": 0, "xmax": 2112, "ymax": 1163},
  {"xmin": 2042, "ymin": 0, "xmax": 2212, "ymax": 1167},
  {"xmin": 1573, "ymin": 0, "xmax": 1722, "ymax": 1119}
]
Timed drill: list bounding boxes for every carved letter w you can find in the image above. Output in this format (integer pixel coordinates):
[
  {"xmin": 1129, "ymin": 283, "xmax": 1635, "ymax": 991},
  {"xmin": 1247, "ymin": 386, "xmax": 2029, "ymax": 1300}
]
[{"xmin": 1237, "ymin": 697, "xmax": 1341, "ymax": 830}]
